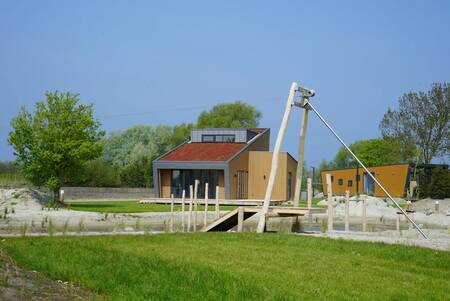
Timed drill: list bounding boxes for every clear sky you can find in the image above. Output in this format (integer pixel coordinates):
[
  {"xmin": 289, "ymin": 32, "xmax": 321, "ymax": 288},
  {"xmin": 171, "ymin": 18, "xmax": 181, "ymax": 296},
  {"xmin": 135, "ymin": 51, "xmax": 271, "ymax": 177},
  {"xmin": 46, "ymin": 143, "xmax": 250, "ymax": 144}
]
[{"xmin": 1, "ymin": 1, "xmax": 449, "ymax": 168}]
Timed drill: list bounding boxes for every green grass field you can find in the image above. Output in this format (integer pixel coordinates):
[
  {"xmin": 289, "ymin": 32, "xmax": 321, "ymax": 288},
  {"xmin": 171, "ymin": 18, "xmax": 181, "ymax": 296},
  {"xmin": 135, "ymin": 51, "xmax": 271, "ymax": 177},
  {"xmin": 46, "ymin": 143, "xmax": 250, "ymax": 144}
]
[
  {"xmin": 1, "ymin": 234, "xmax": 449, "ymax": 300},
  {"xmin": 67, "ymin": 200, "xmax": 237, "ymax": 213}
]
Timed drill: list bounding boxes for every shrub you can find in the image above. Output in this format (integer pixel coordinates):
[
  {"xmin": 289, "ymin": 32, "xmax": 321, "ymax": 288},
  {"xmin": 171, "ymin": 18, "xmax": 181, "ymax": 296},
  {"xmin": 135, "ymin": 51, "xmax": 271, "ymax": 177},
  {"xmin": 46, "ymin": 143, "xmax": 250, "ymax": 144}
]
[{"xmin": 429, "ymin": 167, "xmax": 450, "ymax": 199}]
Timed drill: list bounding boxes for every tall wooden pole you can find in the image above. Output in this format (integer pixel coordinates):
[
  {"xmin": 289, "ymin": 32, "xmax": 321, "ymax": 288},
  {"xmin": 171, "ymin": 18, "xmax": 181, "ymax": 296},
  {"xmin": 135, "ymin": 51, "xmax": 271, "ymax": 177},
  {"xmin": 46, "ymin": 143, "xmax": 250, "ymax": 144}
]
[
  {"xmin": 293, "ymin": 107, "xmax": 309, "ymax": 207},
  {"xmin": 326, "ymin": 173, "xmax": 333, "ymax": 232},
  {"xmin": 215, "ymin": 186, "xmax": 220, "ymax": 219},
  {"xmin": 204, "ymin": 183, "xmax": 209, "ymax": 227},
  {"xmin": 193, "ymin": 179, "xmax": 199, "ymax": 232},
  {"xmin": 257, "ymin": 82, "xmax": 298, "ymax": 233},
  {"xmin": 344, "ymin": 190, "xmax": 350, "ymax": 232},
  {"xmin": 188, "ymin": 185, "xmax": 193, "ymax": 232},
  {"xmin": 181, "ymin": 190, "xmax": 186, "ymax": 232}
]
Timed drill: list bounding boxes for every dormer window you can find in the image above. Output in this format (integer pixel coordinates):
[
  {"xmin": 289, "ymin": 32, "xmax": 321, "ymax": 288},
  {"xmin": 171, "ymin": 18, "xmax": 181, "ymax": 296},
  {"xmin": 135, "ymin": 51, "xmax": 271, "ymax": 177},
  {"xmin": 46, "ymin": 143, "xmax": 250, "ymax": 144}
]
[{"xmin": 202, "ymin": 134, "xmax": 235, "ymax": 143}]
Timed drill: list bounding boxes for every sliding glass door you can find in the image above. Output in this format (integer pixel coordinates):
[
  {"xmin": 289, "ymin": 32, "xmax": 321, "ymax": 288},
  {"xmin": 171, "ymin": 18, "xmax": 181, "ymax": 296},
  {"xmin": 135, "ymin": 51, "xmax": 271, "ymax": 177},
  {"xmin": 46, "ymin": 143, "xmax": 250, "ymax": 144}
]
[{"xmin": 171, "ymin": 169, "xmax": 219, "ymax": 199}]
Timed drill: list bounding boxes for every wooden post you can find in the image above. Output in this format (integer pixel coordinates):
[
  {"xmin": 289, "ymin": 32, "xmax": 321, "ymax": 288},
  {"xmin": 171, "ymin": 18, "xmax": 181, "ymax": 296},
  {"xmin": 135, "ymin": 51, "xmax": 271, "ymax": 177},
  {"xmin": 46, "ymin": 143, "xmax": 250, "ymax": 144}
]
[
  {"xmin": 344, "ymin": 190, "xmax": 350, "ymax": 232},
  {"xmin": 362, "ymin": 198, "xmax": 367, "ymax": 232},
  {"xmin": 215, "ymin": 186, "xmax": 220, "ymax": 219},
  {"xmin": 326, "ymin": 173, "xmax": 333, "ymax": 232},
  {"xmin": 307, "ymin": 178, "xmax": 313, "ymax": 209},
  {"xmin": 293, "ymin": 107, "xmax": 309, "ymax": 207},
  {"xmin": 193, "ymin": 179, "xmax": 199, "ymax": 232},
  {"xmin": 170, "ymin": 194, "xmax": 174, "ymax": 233},
  {"xmin": 204, "ymin": 183, "xmax": 209, "ymax": 227},
  {"xmin": 257, "ymin": 82, "xmax": 298, "ymax": 233},
  {"xmin": 181, "ymin": 190, "xmax": 186, "ymax": 232},
  {"xmin": 59, "ymin": 189, "xmax": 65, "ymax": 203},
  {"xmin": 237, "ymin": 207, "xmax": 244, "ymax": 232},
  {"xmin": 307, "ymin": 178, "xmax": 313, "ymax": 226},
  {"xmin": 188, "ymin": 185, "xmax": 193, "ymax": 232}
]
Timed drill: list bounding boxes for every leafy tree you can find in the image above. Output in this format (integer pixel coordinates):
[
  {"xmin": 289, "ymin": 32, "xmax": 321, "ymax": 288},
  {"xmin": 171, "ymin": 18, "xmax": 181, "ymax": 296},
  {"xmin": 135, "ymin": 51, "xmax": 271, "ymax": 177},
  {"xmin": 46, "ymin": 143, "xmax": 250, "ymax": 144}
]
[
  {"xmin": 380, "ymin": 83, "xmax": 450, "ymax": 163},
  {"xmin": 197, "ymin": 101, "xmax": 262, "ymax": 128},
  {"xmin": 429, "ymin": 167, "xmax": 450, "ymax": 199},
  {"xmin": 103, "ymin": 125, "xmax": 173, "ymax": 187},
  {"xmin": 171, "ymin": 123, "xmax": 195, "ymax": 146},
  {"xmin": 331, "ymin": 138, "xmax": 413, "ymax": 168},
  {"xmin": 8, "ymin": 91, "xmax": 104, "ymax": 202},
  {"xmin": 73, "ymin": 159, "xmax": 121, "ymax": 187}
]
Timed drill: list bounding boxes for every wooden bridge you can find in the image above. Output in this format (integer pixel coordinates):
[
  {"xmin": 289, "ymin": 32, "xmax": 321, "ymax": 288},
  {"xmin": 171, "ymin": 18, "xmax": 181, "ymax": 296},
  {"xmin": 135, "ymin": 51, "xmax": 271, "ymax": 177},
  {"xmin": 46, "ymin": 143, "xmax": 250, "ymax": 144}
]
[{"xmin": 201, "ymin": 206, "xmax": 326, "ymax": 232}]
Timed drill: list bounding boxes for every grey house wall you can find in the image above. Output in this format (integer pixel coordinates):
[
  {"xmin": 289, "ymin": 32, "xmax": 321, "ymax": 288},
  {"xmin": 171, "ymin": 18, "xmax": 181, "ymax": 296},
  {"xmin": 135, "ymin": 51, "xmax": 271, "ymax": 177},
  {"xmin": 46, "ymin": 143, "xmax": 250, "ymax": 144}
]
[{"xmin": 191, "ymin": 129, "xmax": 252, "ymax": 143}]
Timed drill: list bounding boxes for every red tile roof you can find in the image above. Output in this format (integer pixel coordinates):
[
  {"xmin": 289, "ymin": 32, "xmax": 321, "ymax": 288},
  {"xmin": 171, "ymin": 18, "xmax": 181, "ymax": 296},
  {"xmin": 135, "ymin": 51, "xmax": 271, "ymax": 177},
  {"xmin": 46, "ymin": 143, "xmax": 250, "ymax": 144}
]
[{"xmin": 160, "ymin": 143, "xmax": 246, "ymax": 161}]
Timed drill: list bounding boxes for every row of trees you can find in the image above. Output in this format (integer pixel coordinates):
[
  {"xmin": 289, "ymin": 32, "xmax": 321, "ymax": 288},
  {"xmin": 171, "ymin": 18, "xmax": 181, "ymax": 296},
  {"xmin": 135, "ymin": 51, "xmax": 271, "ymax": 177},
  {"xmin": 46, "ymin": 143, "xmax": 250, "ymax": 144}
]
[
  {"xmin": 320, "ymin": 83, "xmax": 449, "ymax": 171},
  {"xmin": 318, "ymin": 83, "xmax": 449, "ymax": 199},
  {"xmin": 7, "ymin": 93, "xmax": 262, "ymax": 202}
]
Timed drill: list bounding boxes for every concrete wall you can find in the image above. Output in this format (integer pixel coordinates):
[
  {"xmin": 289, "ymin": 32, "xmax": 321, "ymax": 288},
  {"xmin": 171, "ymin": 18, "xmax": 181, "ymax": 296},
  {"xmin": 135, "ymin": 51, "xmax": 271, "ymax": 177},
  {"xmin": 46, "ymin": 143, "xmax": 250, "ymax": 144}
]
[{"xmin": 61, "ymin": 186, "xmax": 154, "ymax": 200}]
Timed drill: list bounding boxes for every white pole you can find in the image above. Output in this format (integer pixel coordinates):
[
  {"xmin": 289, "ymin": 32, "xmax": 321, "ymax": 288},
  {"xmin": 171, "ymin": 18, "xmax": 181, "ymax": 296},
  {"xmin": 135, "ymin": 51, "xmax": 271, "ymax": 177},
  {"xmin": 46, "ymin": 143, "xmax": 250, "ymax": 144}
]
[
  {"xmin": 257, "ymin": 82, "xmax": 298, "ymax": 233},
  {"xmin": 293, "ymin": 108, "xmax": 309, "ymax": 206},
  {"xmin": 170, "ymin": 194, "xmax": 174, "ymax": 233},
  {"xmin": 204, "ymin": 183, "xmax": 209, "ymax": 227},
  {"xmin": 188, "ymin": 185, "xmax": 193, "ymax": 232},
  {"xmin": 307, "ymin": 177, "xmax": 313, "ymax": 226},
  {"xmin": 215, "ymin": 186, "xmax": 220, "ymax": 219},
  {"xmin": 345, "ymin": 190, "xmax": 350, "ymax": 232},
  {"xmin": 362, "ymin": 198, "xmax": 367, "ymax": 232},
  {"xmin": 305, "ymin": 100, "xmax": 428, "ymax": 239},
  {"xmin": 326, "ymin": 174, "xmax": 333, "ymax": 232},
  {"xmin": 307, "ymin": 178, "xmax": 313, "ymax": 209},
  {"xmin": 181, "ymin": 190, "xmax": 186, "ymax": 232},
  {"xmin": 193, "ymin": 179, "xmax": 199, "ymax": 232},
  {"xmin": 237, "ymin": 207, "xmax": 244, "ymax": 232}
]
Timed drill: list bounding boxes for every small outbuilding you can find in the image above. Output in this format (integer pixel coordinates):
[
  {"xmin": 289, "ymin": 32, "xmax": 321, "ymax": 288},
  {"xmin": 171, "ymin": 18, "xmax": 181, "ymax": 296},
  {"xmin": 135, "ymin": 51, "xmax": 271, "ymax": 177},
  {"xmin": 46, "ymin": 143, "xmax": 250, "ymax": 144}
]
[{"xmin": 321, "ymin": 163, "xmax": 448, "ymax": 198}]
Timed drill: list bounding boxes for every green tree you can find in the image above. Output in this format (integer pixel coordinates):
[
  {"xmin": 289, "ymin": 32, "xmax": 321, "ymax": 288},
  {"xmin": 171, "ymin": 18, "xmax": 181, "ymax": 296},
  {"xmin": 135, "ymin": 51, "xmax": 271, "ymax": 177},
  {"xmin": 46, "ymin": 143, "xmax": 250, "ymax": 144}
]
[
  {"xmin": 8, "ymin": 91, "xmax": 104, "ymax": 203},
  {"xmin": 103, "ymin": 125, "xmax": 173, "ymax": 187},
  {"xmin": 73, "ymin": 159, "xmax": 121, "ymax": 187},
  {"xmin": 380, "ymin": 83, "xmax": 450, "ymax": 163},
  {"xmin": 429, "ymin": 167, "xmax": 450, "ymax": 199},
  {"xmin": 171, "ymin": 123, "xmax": 195, "ymax": 146},
  {"xmin": 197, "ymin": 101, "xmax": 262, "ymax": 128},
  {"xmin": 331, "ymin": 138, "xmax": 413, "ymax": 168}
]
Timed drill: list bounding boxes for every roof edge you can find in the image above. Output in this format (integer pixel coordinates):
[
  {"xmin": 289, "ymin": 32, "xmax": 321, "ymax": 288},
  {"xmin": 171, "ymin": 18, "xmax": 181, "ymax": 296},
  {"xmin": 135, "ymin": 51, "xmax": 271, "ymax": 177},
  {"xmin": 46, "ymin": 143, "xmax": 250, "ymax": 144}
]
[{"xmin": 226, "ymin": 128, "xmax": 270, "ymax": 163}]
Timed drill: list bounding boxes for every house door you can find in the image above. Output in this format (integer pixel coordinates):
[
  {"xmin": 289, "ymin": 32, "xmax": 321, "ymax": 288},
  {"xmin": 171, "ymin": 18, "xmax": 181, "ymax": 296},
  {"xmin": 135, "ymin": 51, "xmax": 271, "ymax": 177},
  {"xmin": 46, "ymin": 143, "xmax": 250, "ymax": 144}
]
[
  {"xmin": 363, "ymin": 172, "xmax": 375, "ymax": 195},
  {"xmin": 236, "ymin": 170, "xmax": 248, "ymax": 199}
]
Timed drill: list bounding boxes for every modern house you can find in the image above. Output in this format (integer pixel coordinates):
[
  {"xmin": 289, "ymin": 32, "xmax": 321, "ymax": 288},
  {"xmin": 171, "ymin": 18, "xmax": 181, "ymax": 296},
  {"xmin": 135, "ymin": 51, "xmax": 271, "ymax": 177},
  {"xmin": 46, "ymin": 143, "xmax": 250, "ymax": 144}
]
[
  {"xmin": 153, "ymin": 128, "xmax": 297, "ymax": 200},
  {"xmin": 320, "ymin": 163, "xmax": 449, "ymax": 198}
]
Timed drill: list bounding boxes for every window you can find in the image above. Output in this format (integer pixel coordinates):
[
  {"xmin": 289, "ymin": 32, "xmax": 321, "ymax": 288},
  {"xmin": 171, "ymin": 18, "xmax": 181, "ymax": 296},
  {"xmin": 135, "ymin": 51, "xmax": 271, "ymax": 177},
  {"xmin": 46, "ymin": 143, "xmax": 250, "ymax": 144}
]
[
  {"xmin": 338, "ymin": 179, "xmax": 343, "ymax": 185},
  {"xmin": 348, "ymin": 180, "xmax": 353, "ymax": 187},
  {"xmin": 331, "ymin": 175, "xmax": 334, "ymax": 182},
  {"xmin": 201, "ymin": 134, "xmax": 235, "ymax": 143},
  {"xmin": 202, "ymin": 135, "xmax": 215, "ymax": 142}
]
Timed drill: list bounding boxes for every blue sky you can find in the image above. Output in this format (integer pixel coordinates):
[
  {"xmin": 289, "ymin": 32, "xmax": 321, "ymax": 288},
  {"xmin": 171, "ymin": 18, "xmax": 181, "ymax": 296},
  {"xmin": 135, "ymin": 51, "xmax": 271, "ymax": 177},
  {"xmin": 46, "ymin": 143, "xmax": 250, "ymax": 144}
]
[{"xmin": 1, "ymin": 1, "xmax": 449, "ymax": 168}]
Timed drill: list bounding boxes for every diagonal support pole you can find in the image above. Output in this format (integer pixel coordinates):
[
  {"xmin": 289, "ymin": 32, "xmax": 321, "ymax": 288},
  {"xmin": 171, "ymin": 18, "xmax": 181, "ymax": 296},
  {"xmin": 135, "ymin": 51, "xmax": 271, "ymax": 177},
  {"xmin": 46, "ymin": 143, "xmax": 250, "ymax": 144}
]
[
  {"xmin": 305, "ymin": 100, "xmax": 428, "ymax": 239},
  {"xmin": 256, "ymin": 82, "xmax": 298, "ymax": 233}
]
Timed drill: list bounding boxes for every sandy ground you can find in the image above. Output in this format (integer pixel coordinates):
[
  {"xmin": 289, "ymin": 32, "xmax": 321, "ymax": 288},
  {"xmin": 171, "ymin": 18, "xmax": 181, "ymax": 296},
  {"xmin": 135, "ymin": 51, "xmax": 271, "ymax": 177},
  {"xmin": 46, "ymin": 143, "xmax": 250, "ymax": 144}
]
[{"xmin": 0, "ymin": 189, "xmax": 449, "ymax": 251}]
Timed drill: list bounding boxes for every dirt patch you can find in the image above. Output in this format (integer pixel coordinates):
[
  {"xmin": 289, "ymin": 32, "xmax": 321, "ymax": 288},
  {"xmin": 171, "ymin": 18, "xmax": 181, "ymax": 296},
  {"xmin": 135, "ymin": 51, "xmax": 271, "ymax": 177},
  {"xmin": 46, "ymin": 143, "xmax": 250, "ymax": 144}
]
[{"xmin": 0, "ymin": 249, "xmax": 99, "ymax": 301}]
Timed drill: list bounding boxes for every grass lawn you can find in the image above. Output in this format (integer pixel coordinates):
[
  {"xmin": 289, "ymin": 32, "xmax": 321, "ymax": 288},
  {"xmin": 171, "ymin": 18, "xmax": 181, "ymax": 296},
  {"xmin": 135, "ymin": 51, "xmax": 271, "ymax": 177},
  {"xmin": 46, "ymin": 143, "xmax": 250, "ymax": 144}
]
[
  {"xmin": 1, "ymin": 234, "xmax": 449, "ymax": 300},
  {"xmin": 67, "ymin": 200, "xmax": 237, "ymax": 213}
]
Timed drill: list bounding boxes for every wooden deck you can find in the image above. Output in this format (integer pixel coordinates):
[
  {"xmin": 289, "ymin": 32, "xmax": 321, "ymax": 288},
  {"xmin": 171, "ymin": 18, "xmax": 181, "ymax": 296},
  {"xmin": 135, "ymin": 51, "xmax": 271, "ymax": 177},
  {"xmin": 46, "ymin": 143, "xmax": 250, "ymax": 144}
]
[
  {"xmin": 139, "ymin": 198, "xmax": 283, "ymax": 206},
  {"xmin": 202, "ymin": 206, "xmax": 326, "ymax": 232}
]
